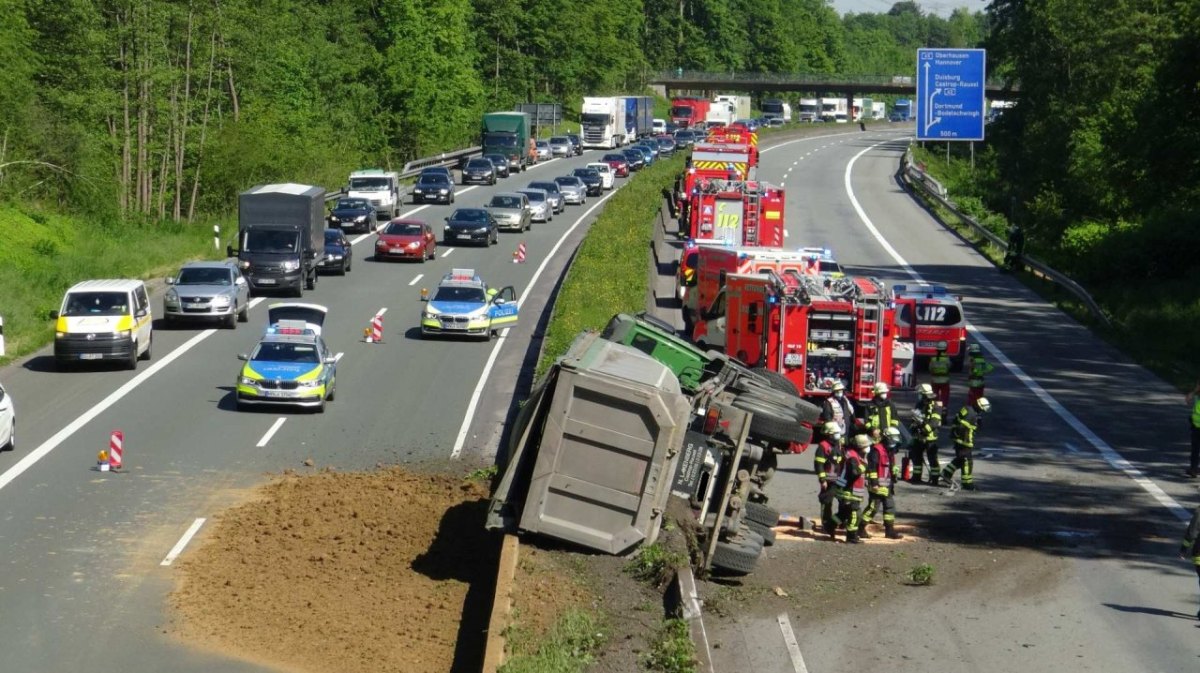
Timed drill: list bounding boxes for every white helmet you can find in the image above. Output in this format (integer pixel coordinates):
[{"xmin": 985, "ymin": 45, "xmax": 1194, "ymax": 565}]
[
  {"xmin": 916, "ymin": 383, "xmax": 934, "ymax": 398},
  {"xmin": 976, "ymin": 397, "xmax": 991, "ymax": 413},
  {"xmin": 822, "ymin": 421, "xmax": 843, "ymax": 438},
  {"xmin": 853, "ymin": 434, "xmax": 870, "ymax": 449},
  {"xmin": 831, "ymin": 380, "xmax": 846, "ymax": 393},
  {"xmin": 884, "ymin": 427, "xmax": 902, "ymax": 442},
  {"xmin": 873, "ymin": 382, "xmax": 890, "ymax": 396}
]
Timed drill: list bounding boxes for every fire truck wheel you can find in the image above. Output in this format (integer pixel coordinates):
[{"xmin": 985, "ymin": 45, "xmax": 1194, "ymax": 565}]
[
  {"xmin": 731, "ymin": 398, "xmax": 810, "ymax": 444},
  {"xmin": 745, "ymin": 519, "xmax": 776, "ymax": 546},
  {"xmin": 710, "ymin": 540, "xmax": 760, "ymax": 576},
  {"xmin": 750, "ymin": 367, "xmax": 800, "ymax": 396},
  {"xmin": 744, "ymin": 501, "xmax": 781, "ymax": 528}
]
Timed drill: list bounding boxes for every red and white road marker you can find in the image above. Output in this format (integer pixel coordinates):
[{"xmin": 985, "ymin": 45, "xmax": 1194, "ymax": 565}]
[
  {"xmin": 108, "ymin": 430, "xmax": 124, "ymax": 470},
  {"xmin": 513, "ymin": 241, "xmax": 527, "ymax": 264},
  {"xmin": 364, "ymin": 310, "xmax": 385, "ymax": 344}
]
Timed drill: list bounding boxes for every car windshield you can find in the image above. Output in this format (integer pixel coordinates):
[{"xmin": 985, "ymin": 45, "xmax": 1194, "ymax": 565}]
[
  {"xmin": 485, "ymin": 155, "xmax": 507, "ymax": 165},
  {"xmin": 574, "ymin": 169, "xmax": 599, "ymax": 178},
  {"xmin": 433, "ymin": 286, "xmax": 487, "ymax": 303},
  {"xmin": 384, "ymin": 222, "xmax": 424, "ymax": 235},
  {"xmin": 550, "ymin": 137, "xmax": 568, "ymax": 144},
  {"xmin": 603, "ymin": 154, "xmax": 624, "ymax": 162},
  {"xmin": 450, "ymin": 209, "xmax": 488, "ymax": 222},
  {"xmin": 336, "ymin": 199, "xmax": 368, "ymax": 210},
  {"xmin": 589, "ymin": 165, "xmax": 609, "ymax": 173},
  {"xmin": 554, "ymin": 177, "xmax": 579, "ymax": 186},
  {"xmin": 490, "ymin": 196, "xmax": 522, "ymax": 209},
  {"xmin": 324, "ymin": 230, "xmax": 344, "ymax": 244},
  {"xmin": 536, "ymin": 141, "xmax": 549, "ymax": 148},
  {"xmin": 62, "ymin": 291, "xmax": 129, "ymax": 317},
  {"xmin": 466, "ymin": 159, "xmax": 492, "ymax": 169},
  {"xmin": 529, "ymin": 182, "xmax": 558, "ymax": 193},
  {"xmin": 483, "ymin": 133, "xmax": 517, "ymax": 147},
  {"xmin": 244, "ymin": 229, "xmax": 299, "ymax": 254},
  {"xmin": 349, "ymin": 178, "xmax": 388, "ymax": 191},
  {"xmin": 519, "ymin": 191, "xmax": 546, "ymax": 203},
  {"xmin": 178, "ymin": 267, "xmax": 233, "ymax": 286},
  {"xmin": 419, "ymin": 174, "xmax": 449, "ymax": 185},
  {"xmin": 251, "ymin": 341, "xmax": 320, "ymax": 364}
]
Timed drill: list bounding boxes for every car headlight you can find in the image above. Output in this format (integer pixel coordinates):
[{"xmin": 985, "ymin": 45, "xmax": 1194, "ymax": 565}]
[
  {"xmin": 55, "ymin": 331, "xmax": 65, "ymax": 338},
  {"xmin": 165, "ymin": 289, "xmax": 178, "ymax": 302},
  {"xmin": 330, "ymin": 215, "xmax": 340, "ymax": 222},
  {"xmin": 240, "ymin": 376, "xmax": 258, "ymax": 387},
  {"xmin": 355, "ymin": 215, "xmax": 367, "ymax": 222},
  {"xmin": 282, "ymin": 260, "xmax": 300, "ymax": 271},
  {"xmin": 423, "ymin": 305, "xmax": 441, "ymax": 317},
  {"xmin": 439, "ymin": 189, "xmax": 448, "ymax": 194},
  {"xmin": 117, "ymin": 329, "xmax": 131, "ymax": 338},
  {"xmin": 298, "ymin": 379, "xmax": 321, "ymax": 388},
  {"xmin": 238, "ymin": 260, "xmax": 251, "ymax": 270},
  {"xmin": 407, "ymin": 241, "xmax": 421, "ymax": 249},
  {"xmin": 327, "ymin": 254, "xmax": 343, "ymax": 260},
  {"xmin": 473, "ymin": 227, "xmax": 490, "ymax": 233},
  {"xmin": 414, "ymin": 188, "xmax": 423, "ymax": 193},
  {"xmin": 211, "ymin": 295, "xmax": 231, "ymax": 306}
]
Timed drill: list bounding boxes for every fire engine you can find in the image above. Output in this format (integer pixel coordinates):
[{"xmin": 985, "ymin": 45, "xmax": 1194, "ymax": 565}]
[
  {"xmin": 706, "ymin": 124, "xmax": 759, "ymax": 172},
  {"xmin": 682, "ymin": 246, "xmax": 828, "ymax": 330},
  {"xmin": 718, "ymin": 271, "xmax": 897, "ymax": 404},
  {"xmin": 890, "ymin": 283, "xmax": 968, "ymax": 370}
]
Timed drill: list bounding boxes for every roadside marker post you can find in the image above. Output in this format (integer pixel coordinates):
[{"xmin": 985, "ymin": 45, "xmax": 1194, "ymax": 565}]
[
  {"xmin": 513, "ymin": 241, "xmax": 527, "ymax": 264},
  {"xmin": 108, "ymin": 430, "xmax": 124, "ymax": 470},
  {"xmin": 364, "ymin": 313, "xmax": 384, "ymax": 344}
]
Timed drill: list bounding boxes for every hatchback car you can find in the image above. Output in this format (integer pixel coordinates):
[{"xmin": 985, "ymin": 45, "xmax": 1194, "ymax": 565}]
[
  {"xmin": 601, "ymin": 153, "xmax": 631, "ymax": 177},
  {"xmin": 375, "ymin": 219, "xmax": 437, "ymax": 262},
  {"xmin": 621, "ymin": 148, "xmax": 645, "ymax": 170},
  {"xmin": 527, "ymin": 180, "xmax": 565, "ymax": 214},
  {"xmin": 553, "ymin": 176, "xmax": 587, "ymax": 205},
  {"xmin": 571, "ymin": 168, "xmax": 603, "ymax": 197},
  {"xmin": 164, "ymin": 261, "xmax": 250, "ymax": 328},
  {"xmin": 487, "ymin": 192, "xmax": 532, "ymax": 232},
  {"xmin": 628, "ymin": 145, "xmax": 654, "ymax": 166},
  {"xmin": 328, "ymin": 198, "xmax": 377, "ymax": 233},
  {"xmin": 443, "ymin": 208, "xmax": 498, "ymax": 246},
  {"xmin": 673, "ymin": 130, "xmax": 696, "ymax": 148},
  {"xmin": 534, "ymin": 140, "xmax": 552, "ymax": 161},
  {"xmin": 317, "ymin": 228, "xmax": 353, "ymax": 275},
  {"xmin": 483, "ymin": 153, "xmax": 511, "ymax": 178},
  {"xmin": 585, "ymin": 162, "xmax": 615, "ymax": 190},
  {"xmin": 517, "ymin": 188, "xmax": 553, "ymax": 222},
  {"xmin": 412, "ymin": 173, "xmax": 455, "ymax": 204},
  {"xmin": 640, "ymin": 138, "xmax": 661, "ymax": 158},
  {"xmin": 549, "ymin": 136, "xmax": 572, "ymax": 157},
  {"xmin": 461, "ymin": 157, "xmax": 497, "ymax": 185},
  {"xmin": 654, "ymin": 135, "xmax": 677, "ymax": 155},
  {"xmin": 565, "ymin": 134, "xmax": 583, "ymax": 155},
  {"xmin": 419, "ymin": 166, "xmax": 454, "ymax": 181}
]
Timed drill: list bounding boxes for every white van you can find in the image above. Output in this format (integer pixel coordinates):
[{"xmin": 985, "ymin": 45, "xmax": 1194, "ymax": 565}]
[
  {"xmin": 347, "ymin": 169, "xmax": 401, "ymax": 218},
  {"xmin": 51, "ymin": 279, "xmax": 153, "ymax": 370},
  {"xmin": 652, "ymin": 118, "xmax": 668, "ymax": 134}
]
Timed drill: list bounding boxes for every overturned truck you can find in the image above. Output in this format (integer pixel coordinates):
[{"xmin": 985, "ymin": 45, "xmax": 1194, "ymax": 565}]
[{"xmin": 487, "ymin": 313, "xmax": 820, "ymax": 575}]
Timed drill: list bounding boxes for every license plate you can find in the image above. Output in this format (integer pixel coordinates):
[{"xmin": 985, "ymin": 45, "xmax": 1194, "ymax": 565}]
[
  {"xmin": 185, "ymin": 303, "xmax": 207, "ymax": 309},
  {"xmin": 450, "ymin": 233, "xmax": 461, "ymax": 239},
  {"xmin": 258, "ymin": 278, "xmax": 277, "ymax": 285},
  {"xmin": 917, "ymin": 340, "xmax": 941, "ymax": 348},
  {"xmin": 80, "ymin": 353, "xmax": 103, "ymax": 360},
  {"xmin": 262, "ymin": 390, "xmax": 288, "ymax": 398},
  {"xmin": 392, "ymin": 247, "xmax": 406, "ymax": 252},
  {"xmin": 443, "ymin": 322, "xmax": 467, "ymax": 330}
]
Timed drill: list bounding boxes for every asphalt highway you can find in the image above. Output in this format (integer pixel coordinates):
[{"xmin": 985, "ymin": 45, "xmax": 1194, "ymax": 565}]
[
  {"xmin": 754, "ymin": 128, "xmax": 1200, "ymax": 672},
  {"xmin": 0, "ymin": 148, "xmax": 632, "ymax": 671}
]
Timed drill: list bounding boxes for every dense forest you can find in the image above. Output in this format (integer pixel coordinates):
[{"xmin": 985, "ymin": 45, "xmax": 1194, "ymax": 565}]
[{"xmin": 0, "ymin": 0, "xmax": 980, "ymax": 225}]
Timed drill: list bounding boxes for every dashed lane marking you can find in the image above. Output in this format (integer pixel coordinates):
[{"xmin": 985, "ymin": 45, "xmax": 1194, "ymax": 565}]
[
  {"xmin": 255, "ymin": 417, "xmax": 286, "ymax": 448},
  {"xmin": 160, "ymin": 518, "xmax": 206, "ymax": 566}
]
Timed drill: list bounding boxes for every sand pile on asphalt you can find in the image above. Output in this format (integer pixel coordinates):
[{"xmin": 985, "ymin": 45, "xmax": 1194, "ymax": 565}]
[{"xmin": 171, "ymin": 467, "xmax": 493, "ymax": 673}]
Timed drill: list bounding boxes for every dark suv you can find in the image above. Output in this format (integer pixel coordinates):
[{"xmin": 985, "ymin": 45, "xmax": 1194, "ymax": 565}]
[
  {"xmin": 565, "ymin": 134, "xmax": 584, "ymax": 156},
  {"xmin": 571, "ymin": 167, "xmax": 603, "ymax": 196}
]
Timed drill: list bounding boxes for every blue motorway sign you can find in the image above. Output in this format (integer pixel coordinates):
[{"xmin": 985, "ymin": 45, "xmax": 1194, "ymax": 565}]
[{"xmin": 916, "ymin": 48, "xmax": 986, "ymax": 141}]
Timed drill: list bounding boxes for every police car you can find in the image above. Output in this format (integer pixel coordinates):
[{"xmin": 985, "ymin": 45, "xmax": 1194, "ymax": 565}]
[
  {"xmin": 235, "ymin": 303, "xmax": 337, "ymax": 412},
  {"xmin": 420, "ymin": 269, "xmax": 518, "ymax": 340}
]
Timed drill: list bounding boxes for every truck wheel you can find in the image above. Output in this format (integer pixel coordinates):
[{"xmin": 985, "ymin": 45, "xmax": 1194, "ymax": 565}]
[
  {"xmin": 744, "ymin": 501, "xmax": 781, "ymax": 528},
  {"xmin": 738, "ymin": 388, "xmax": 821, "ymax": 425},
  {"xmin": 750, "ymin": 367, "xmax": 800, "ymax": 395},
  {"xmin": 709, "ymin": 540, "xmax": 759, "ymax": 576},
  {"xmin": 745, "ymin": 519, "xmax": 776, "ymax": 546},
  {"xmin": 731, "ymin": 397, "xmax": 810, "ymax": 444}
]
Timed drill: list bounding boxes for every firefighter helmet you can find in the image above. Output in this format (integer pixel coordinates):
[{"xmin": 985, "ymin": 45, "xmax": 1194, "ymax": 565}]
[
  {"xmin": 975, "ymin": 397, "xmax": 991, "ymax": 413},
  {"xmin": 916, "ymin": 383, "xmax": 934, "ymax": 398},
  {"xmin": 967, "ymin": 343, "xmax": 982, "ymax": 356},
  {"xmin": 831, "ymin": 380, "xmax": 846, "ymax": 393},
  {"xmin": 884, "ymin": 427, "xmax": 902, "ymax": 442},
  {"xmin": 854, "ymin": 434, "xmax": 870, "ymax": 449},
  {"xmin": 822, "ymin": 421, "xmax": 843, "ymax": 438},
  {"xmin": 872, "ymin": 382, "xmax": 890, "ymax": 396},
  {"xmin": 936, "ymin": 340, "xmax": 948, "ymax": 352}
]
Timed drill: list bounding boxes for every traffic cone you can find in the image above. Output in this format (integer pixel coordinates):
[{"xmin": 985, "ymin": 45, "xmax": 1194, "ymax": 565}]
[
  {"xmin": 513, "ymin": 241, "xmax": 527, "ymax": 264},
  {"xmin": 370, "ymin": 313, "xmax": 384, "ymax": 343},
  {"xmin": 108, "ymin": 430, "xmax": 124, "ymax": 470}
]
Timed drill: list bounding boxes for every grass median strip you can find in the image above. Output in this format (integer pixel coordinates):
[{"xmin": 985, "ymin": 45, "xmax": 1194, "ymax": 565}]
[{"xmin": 536, "ymin": 155, "xmax": 684, "ymax": 377}]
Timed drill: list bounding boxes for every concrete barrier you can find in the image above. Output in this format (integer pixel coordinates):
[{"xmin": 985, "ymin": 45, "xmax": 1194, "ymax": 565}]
[{"xmin": 481, "ymin": 534, "xmax": 520, "ymax": 673}]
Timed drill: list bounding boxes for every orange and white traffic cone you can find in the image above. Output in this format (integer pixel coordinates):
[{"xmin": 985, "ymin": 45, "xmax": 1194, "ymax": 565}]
[
  {"xmin": 108, "ymin": 430, "xmax": 124, "ymax": 470},
  {"xmin": 370, "ymin": 313, "xmax": 384, "ymax": 343}
]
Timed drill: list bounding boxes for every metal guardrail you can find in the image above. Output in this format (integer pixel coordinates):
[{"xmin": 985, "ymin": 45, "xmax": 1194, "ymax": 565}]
[
  {"xmin": 900, "ymin": 148, "xmax": 1112, "ymax": 328},
  {"xmin": 399, "ymin": 146, "xmax": 482, "ymax": 178}
]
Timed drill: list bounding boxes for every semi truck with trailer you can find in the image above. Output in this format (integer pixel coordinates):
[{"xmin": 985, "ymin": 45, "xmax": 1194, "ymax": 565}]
[
  {"xmin": 670, "ymin": 97, "xmax": 711, "ymax": 129},
  {"xmin": 620, "ymin": 96, "xmax": 653, "ymax": 143},
  {"xmin": 580, "ymin": 97, "xmax": 626, "ymax": 149}
]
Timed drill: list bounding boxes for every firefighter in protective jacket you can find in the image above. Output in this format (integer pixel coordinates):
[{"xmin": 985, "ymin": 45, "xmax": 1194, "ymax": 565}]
[
  {"xmin": 929, "ymin": 341, "xmax": 952, "ymax": 412},
  {"xmin": 835, "ymin": 434, "xmax": 868, "ymax": 543},
  {"xmin": 819, "ymin": 380, "xmax": 855, "ymax": 438},
  {"xmin": 863, "ymin": 427, "xmax": 904, "ymax": 539},
  {"xmin": 908, "ymin": 383, "xmax": 944, "ymax": 485},
  {"xmin": 814, "ymin": 421, "xmax": 844, "ymax": 535},
  {"xmin": 865, "ymin": 382, "xmax": 901, "ymax": 434},
  {"xmin": 1181, "ymin": 503, "xmax": 1200, "ymax": 619},
  {"xmin": 965, "ymin": 343, "xmax": 995, "ymax": 407},
  {"xmin": 940, "ymin": 397, "xmax": 991, "ymax": 490}
]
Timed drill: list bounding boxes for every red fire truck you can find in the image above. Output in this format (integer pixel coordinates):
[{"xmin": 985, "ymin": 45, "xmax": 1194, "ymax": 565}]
[
  {"xmin": 706, "ymin": 125, "xmax": 759, "ymax": 172},
  {"xmin": 669, "ymin": 97, "xmax": 711, "ymax": 129},
  {"xmin": 890, "ymin": 283, "xmax": 968, "ymax": 370},
  {"xmin": 719, "ymin": 271, "xmax": 897, "ymax": 404},
  {"xmin": 682, "ymin": 246, "xmax": 825, "ymax": 329}
]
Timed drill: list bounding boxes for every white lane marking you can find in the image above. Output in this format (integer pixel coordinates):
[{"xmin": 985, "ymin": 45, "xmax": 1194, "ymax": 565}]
[
  {"xmin": 449, "ymin": 186, "xmax": 625, "ymax": 460},
  {"xmin": 160, "ymin": 518, "xmax": 207, "ymax": 566},
  {"xmin": 248, "ymin": 297, "xmax": 266, "ymax": 309},
  {"xmin": 334, "ymin": 351, "xmax": 344, "ymax": 363},
  {"xmin": 442, "ymin": 248, "xmax": 454, "ymax": 258},
  {"xmin": 783, "ymin": 230, "xmax": 789, "ymax": 238},
  {"xmin": 777, "ymin": 613, "xmax": 810, "ymax": 673},
  {"xmin": 1065, "ymin": 442, "xmax": 1080, "ymax": 454},
  {"xmin": 0, "ymin": 329, "xmax": 218, "ymax": 492},
  {"xmin": 256, "ymin": 417, "xmax": 286, "ymax": 448},
  {"xmin": 408, "ymin": 274, "xmax": 423, "ymax": 286},
  {"xmin": 844, "ymin": 140, "xmax": 1192, "ymax": 523}
]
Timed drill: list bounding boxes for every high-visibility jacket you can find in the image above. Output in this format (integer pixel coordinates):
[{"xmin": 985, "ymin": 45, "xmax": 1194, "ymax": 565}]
[
  {"xmin": 911, "ymin": 398, "xmax": 941, "ymax": 442},
  {"xmin": 814, "ymin": 440, "xmax": 842, "ymax": 485},
  {"xmin": 865, "ymin": 442, "xmax": 896, "ymax": 489},
  {"xmin": 966, "ymin": 356, "xmax": 995, "ymax": 388},
  {"xmin": 929, "ymin": 355, "xmax": 951, "ymax": 385},
  {"xmin": 865, "ymin": 398, "xmax": 900, "ymax": 432},
  {"xmin": 1191, "ymin": 394, "xmax": 1200, "ymax": 429},
  {"xmin": 953, "ymin": 407, "xmax": 979, "ymax": 450},
  {"xmin": 820, "ymin": 396, "xmax": 855, "ymax": 436},
  {"xmin": 1183, "ymin": 505, "xmax": 1200, "ymax": 565}
]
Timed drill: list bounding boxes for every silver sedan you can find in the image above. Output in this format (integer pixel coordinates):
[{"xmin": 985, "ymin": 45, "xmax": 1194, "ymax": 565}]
[
  {"xmin": 553, "ymin": 176, "xmax": 587, "ymax": 205},
  {"xmin": 517, "ymin": 188, "xmax": 553, "ymax": 222}
]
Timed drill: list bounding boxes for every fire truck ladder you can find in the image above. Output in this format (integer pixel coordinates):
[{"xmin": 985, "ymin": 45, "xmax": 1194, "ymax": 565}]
[
  {"xmin": 852, "ymin": 279, "xmax": 888, "ymax": 399},
  {"xmin": 743, "ymin": 185, "xmax": 761, "ymax": 244}
]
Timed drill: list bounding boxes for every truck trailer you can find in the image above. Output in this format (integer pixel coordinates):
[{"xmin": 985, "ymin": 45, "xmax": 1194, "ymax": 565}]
[
  {"xmin": 580, "ymin": 97, "xmax": 625, "ymax": 149},
  {"xmin": 620, "ymin": 96, "xmax": 653, "ymax": 143},
  {"xmin": 714, "ymin": 95, "xmax": 752, "ymax": 120},
  {"xmin": 670, "ymin": 97, "xmax": 710, "ymax": 129},
  {"xmin": 482, "ymin": 111, "xmax": 532, "ymax": 172}
]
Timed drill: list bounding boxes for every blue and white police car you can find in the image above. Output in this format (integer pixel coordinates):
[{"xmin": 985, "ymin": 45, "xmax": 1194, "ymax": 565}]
[
  {"xmin": 236, "ymin": 303, "xmax": 337, "ymax": 412},
  {"xmin": 420, "ymin": 269, "xmax": 518, "ymax": 340}
]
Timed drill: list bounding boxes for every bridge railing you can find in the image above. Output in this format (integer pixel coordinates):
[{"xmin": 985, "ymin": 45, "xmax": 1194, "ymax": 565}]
[
  {"xmin": 651, "ymin": 70, "xmax": 1015, "ymax": 90},
  {"xmin": 899, "ymin": 147, "xmax": 1111, "ymax": 328}
]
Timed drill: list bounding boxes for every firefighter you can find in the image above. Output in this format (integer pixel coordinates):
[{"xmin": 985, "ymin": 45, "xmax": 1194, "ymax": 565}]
[
  {"xmin": 1180, "ymin": 503, "xmax": 1200, "ymax": 619},
  {"xmin": 908, "ymin": 383, "xmax": 943, "ymax": 485},
  {"xmin": 965, "ymin": 343, "xmax": 995, "ymax": 407},
  {"xmin": 929, "ymin": 341, "xmax": 952, "ymax": 413},
  {"xmin": 819, "ymin": 380, "xmax": 855, "ymax": 438},
  {"xmin": 834, "ymin": 434, "xmax": 868, "ymax": 543},
  {"xmin": 864, "ymin": 382, "xmax": 900, "ymax": 434},
  {"xmin": 814, "ymin": 421, "xmax": 844, "ymax": 537},
  {"xmin": 939, "ymin": 397, "xmax": 991, "ymax": 490},
  {"xmin": 863, "ymin": 427, "xmax": 904, "ymax": 539}
]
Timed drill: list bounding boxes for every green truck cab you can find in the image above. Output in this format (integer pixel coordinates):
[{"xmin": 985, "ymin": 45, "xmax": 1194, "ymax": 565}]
[{"xmin": 482, "ymin": 111, "xmax": 531, "ymax": 173}]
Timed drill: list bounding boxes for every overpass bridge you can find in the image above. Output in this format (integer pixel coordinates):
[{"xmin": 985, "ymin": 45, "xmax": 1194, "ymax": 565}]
[{"xmin": 648, "ymin": 71, "xmax": 1019, "ymax": 100}]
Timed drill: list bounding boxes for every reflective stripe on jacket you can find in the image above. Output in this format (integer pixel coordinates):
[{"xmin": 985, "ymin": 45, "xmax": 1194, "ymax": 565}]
[{"xmin": 929, "ymin": 356, "xmax": 951, "ymax": 384}]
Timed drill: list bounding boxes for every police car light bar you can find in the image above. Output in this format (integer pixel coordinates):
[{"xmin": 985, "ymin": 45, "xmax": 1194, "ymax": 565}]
[
  {"xmin": 446, "ymin": 268, "xmax": 477, "ymax": 281},
  {"xmin": 267, "ymin": 319, "xmax": 314, "ymax": 336}
]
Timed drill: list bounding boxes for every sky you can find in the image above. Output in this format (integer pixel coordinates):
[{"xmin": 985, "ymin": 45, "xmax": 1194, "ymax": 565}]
[{"xmin": 828, "ymin": 0, "xmax": 988, "ymax": 17}]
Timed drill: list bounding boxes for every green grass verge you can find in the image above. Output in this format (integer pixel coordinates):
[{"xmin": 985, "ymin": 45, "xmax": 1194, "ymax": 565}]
[
  {"xmin": 911, "ymin": 146, "xmax": 1199, "ymax": 388},
  {"xmin": 499, "ymin": 609, "xmax": 605, "ymax": 673},
  {"xmin": 641, "ymin": 618, "xmax": 698, "ymax": 673},
  {"xmin": 0, "ymin": 203, "xmax": 226, "ymax": 363},
  {"xmin": 535, "ymin": 154, "xmax": 685, "ymax": 378}
]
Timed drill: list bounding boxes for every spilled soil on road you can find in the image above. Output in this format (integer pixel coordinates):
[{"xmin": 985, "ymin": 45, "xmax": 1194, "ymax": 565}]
[{"xmin": 170, "ymin": 467, "xmax": 499, "ymax": 673}]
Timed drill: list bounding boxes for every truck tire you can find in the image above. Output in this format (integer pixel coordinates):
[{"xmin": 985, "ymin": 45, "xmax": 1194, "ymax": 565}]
[
  {"xmin": 750, "ymin": 367, "xmax": 800, "ymax": 396},
  {"xmin": 745, "ymin": 519, "xmax": 776, "ymax": 546},
  {"xmin": 738, "ymin": 388, "xmax": 821, "ymax": 425},
  {"xmin": 744, "ymin": 501, "xmax": 782, "ymax": 528},
  {"xmin": 710, "ymin": 540, "xmax": 759, "ymax": 576},
  {"xmin": 730, "ymin": 398, "xmax": 809, "ymax": 444}
]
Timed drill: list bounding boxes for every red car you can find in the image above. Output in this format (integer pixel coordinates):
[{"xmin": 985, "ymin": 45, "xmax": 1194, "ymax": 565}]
[
  {"xmin": 601, "ymin": 153, "xmax": 631, "ymax": 178},
  {"xmin": 374, "ymin": 219, "xmax": 437, "ymax": 262}
]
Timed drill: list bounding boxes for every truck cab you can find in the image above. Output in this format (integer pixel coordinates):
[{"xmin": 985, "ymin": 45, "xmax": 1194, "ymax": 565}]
[
  {"xmin": 347, "ymin": 169, "xmax": 400, "ymax": 218},
  {"xmin": 230, "ymin": 183, "xmax": 326, "ymax": 297}
]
